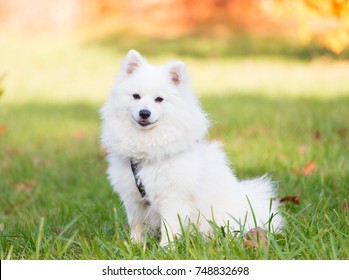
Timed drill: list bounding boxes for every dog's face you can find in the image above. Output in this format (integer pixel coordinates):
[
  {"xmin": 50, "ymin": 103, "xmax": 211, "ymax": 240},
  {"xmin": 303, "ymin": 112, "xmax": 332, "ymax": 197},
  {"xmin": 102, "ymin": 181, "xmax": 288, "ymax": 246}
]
[
  {"xmin": 101, "ymin": 50, "xmax": 208, "ymax": 160},
  {"xmin": 127, "ymin": 77, "xmax": 166, "ymax": 130},
  {"xmin": 110, "ymin": 50, "xmax": 189, "ymax": 131}
]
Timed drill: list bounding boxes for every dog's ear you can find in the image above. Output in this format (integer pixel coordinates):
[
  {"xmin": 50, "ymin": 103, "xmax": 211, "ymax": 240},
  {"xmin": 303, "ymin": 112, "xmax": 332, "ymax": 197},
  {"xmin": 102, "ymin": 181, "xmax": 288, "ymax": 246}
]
[
  {"xmin": 168, "ymin": 61, "xmax": 187, "ymax": 86},
  {"xmin": 121, "ymin": 50, "xmax": 144, "ymax": 75}
]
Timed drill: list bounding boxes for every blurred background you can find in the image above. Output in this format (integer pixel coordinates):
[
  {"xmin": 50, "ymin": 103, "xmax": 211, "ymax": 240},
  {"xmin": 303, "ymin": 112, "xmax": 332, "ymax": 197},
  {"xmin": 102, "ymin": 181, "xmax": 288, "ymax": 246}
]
[
  {"xmin": 2, "ymin": 0, "xmax": 349, "ymax": 54},
  {"xmin": 1, "ymin": 0, "xmax": 349, "ymax": 103}
]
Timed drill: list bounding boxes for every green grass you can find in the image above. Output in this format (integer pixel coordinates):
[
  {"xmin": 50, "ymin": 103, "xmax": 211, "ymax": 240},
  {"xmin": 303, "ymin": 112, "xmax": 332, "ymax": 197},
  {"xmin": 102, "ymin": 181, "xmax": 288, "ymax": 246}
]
[{"xmin": 0, "ymin": 36, "xmax": 349, "ymax": 259}]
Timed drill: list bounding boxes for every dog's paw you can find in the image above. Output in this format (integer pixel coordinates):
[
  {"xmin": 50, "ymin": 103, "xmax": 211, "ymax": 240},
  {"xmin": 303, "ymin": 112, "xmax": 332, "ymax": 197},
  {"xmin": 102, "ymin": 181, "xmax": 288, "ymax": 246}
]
[{"xmin": 130, "ymin": 231, "xmax": 144, "ymax": 244}]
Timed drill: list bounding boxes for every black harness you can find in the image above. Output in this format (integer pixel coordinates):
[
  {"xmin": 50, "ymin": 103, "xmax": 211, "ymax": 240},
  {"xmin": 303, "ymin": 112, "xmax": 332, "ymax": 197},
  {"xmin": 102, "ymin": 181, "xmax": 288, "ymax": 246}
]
[{"xmin": 130, "ymin": 161, "xmax": 150, "ymax": 206}]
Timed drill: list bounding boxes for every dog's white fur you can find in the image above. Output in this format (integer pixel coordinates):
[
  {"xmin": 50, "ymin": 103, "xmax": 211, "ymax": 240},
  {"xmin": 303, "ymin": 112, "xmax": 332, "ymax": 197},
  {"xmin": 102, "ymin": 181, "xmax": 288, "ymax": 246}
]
[{"xmin": 101, "ymin": 50, "xmax": 283, "ymax": 245}]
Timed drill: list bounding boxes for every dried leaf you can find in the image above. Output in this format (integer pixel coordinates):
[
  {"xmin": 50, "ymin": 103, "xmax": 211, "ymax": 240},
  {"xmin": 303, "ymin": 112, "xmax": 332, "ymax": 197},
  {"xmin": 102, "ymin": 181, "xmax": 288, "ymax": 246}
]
[
  {"xmin": 338, "ymin": 128, "xmax": 347, "ymax": 139},
  {"xmin": 342, "ymin": 204, "xmax": 349, "ymax": 212},
  {"xmin": 15, "ymin": 179, "xmax": 36, "ymax": 192},
  {"xmin": 15, "ymin": 183, "xmax": 33, "ymax": 192},
  {"xmin": 302, "ymin": 160, "xmax": 316, "ymax": 175},
  {"xmin": 0, "ymin": 223, "xmax": 4, "ymax": 231},
  {"xmin": 293, "ymin": 160, "xmax": 316, "ymax": 176},
  {"xmin": 280, "ymin": 196, "xmax": 300, "ymax": 205},
  {"xmin": 312, "ymin": 130, "xmax": 321, "ymax": 140}
]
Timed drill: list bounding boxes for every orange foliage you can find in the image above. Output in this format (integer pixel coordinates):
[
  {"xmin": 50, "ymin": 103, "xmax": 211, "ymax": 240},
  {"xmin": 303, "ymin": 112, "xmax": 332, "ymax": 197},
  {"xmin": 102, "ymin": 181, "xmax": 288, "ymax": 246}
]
[
  {"xmin": 264, "ymin": 0, "xmax": 349, "ymax": 54},
  {"xmin": 1, "ymin": 0, "xmax": 348, "ymax": 53},
  {"xmin": 302, "ymin": 0, "xmax": 349, "ymax": 53}
]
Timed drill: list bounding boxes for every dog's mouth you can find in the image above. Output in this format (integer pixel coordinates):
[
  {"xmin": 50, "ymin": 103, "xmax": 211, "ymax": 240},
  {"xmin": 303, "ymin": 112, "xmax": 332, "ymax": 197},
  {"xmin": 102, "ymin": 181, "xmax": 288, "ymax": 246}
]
[
  {"xmin": 138, "ymin": 119, "xmax": 152, "ymax": 127},
  {"xmin": 133, "ymin": 117, "xmax": 158, "ymax": 128}
]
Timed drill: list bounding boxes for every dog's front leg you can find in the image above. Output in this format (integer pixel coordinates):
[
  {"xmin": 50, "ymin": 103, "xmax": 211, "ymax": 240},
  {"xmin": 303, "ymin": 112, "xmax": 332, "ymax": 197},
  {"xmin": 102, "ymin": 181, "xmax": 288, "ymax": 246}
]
[
  {"xmin": 130, "ymin": 220, "xmax": 145, "ymax": 243},
  {"xmin": 124, "ymin": 201, "xmax": 147, "ymax": 243},
  {"xmin": 158, "ymin": 201, "xmax": 192, "ymax": 246}
]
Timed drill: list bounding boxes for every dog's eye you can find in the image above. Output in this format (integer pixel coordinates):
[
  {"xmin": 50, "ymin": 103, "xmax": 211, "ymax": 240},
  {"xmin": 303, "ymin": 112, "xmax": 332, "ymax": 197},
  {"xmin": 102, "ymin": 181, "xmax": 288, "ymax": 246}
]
[
  {"xmin": 132, "ymin": 93, "xmax": 141, "ymax": 100},
  {"xmin": 155, "ymin": 97, "xmax": 164, "ymax": 103}
]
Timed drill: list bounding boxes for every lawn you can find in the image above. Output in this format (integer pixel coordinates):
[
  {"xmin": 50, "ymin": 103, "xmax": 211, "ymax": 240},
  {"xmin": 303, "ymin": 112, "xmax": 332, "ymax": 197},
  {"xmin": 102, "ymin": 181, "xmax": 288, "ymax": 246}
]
[{"xmin": 0, "ymin": 35, "xmax": 348, "ymax": 259}]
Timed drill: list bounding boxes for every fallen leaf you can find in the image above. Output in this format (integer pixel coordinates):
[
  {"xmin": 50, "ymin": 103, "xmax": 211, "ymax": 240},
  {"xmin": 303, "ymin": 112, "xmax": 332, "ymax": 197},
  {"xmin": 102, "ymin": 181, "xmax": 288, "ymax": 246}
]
[
  {"xmin": 280, "ymin": 196, "xmax": 300, "ymax": 205},
  {"xmin": 338, "ymin": 128, "xmax": 347, "ymax": 139},
  {"xmin": 15, "ymin": 183, "xmax": 33, "ymax": 192},
  {"xmin": 0, "ymin": 124, "xmax": 6, "ymax": 135},
  {"xmin": 302, "ymin": 160, "xmax": 316, "ymax": 175},
  {"xmin": 342, "ymin": 204, "xmax": 349, "ymax": 212},
  {"xmin": 293, "ymin": 160, "xmax": 316, "ymax": 176},
  {"xmin": 312, "ymin": 130, "xmax": 321, "ymax": 140},
  {"xmin": 15, "ymin": 179, "xmax": 36, "ymax": 192},
  {"xmin": 244, "ymin": 227, "xmax": 268, "ymax": 249},
  {"xmin": 0, "ymin": 223, "xmax": 4, "ymax": 231}
]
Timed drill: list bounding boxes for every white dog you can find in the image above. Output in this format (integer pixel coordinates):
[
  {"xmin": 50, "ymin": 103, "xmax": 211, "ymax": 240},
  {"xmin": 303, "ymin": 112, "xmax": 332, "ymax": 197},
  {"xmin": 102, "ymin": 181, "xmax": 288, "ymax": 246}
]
[{"xmin": 101, "ymin": 50, "xmax": 283, "ymax": 245}]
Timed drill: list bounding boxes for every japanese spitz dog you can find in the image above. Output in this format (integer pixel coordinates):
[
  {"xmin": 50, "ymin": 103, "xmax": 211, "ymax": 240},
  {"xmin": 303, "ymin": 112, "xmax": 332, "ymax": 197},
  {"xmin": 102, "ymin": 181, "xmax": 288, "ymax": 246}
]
[{"xmin": 101, "ymin": 50, "xmax": 283, "ymax": 245}]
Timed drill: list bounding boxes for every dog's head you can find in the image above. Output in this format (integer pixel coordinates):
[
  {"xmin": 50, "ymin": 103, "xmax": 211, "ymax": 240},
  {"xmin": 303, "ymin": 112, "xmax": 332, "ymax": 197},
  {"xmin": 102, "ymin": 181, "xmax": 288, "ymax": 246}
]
[
  {"xmin": 101, "ymin": 50, "xmax": 209, "ymax": 160},
  {"xmin": 114, "ymin": 50, "xmax": 194, "ymax": 130}
]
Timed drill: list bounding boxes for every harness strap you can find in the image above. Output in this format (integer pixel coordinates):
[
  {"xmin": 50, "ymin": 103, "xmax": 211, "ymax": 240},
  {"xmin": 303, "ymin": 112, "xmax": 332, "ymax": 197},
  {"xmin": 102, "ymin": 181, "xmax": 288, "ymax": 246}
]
[{"xmin": 130, "ymin": 161, "xmax": 150, "ymax": 206}]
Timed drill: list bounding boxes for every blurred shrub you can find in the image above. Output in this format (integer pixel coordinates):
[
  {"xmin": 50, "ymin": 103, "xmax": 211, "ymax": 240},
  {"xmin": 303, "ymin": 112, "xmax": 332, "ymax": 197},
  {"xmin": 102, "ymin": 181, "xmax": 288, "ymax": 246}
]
[{"xmin": 89, "ymin": 29, "xmax": 347, "ymax": 60}]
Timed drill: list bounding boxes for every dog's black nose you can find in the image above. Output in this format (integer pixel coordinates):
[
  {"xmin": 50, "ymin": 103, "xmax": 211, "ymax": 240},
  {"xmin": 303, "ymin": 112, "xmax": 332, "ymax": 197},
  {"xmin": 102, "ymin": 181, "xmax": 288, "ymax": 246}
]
[{"xmin": 139, "ymin": 109, "xmax": 151, "ymax": 119}]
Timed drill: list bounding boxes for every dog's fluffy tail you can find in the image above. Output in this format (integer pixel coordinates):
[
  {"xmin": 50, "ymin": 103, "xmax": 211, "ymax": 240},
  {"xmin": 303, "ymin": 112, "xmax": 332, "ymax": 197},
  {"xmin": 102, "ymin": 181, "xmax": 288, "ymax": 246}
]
[{"xmin": 240, "ymin": 175, "xmax": 283, "ymax": 233}]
